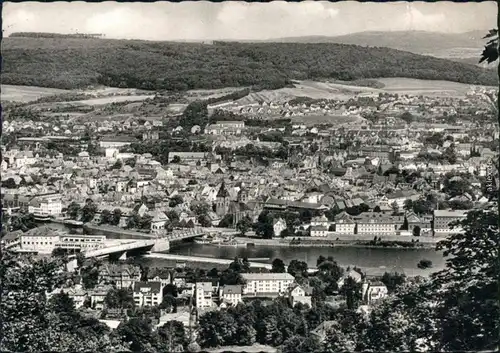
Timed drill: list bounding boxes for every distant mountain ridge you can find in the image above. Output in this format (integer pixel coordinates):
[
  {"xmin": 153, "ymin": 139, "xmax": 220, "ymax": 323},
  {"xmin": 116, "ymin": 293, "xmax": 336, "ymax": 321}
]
[{"xmin": 257, "ymin": 30, "xmax": 485, "ymax": 53}]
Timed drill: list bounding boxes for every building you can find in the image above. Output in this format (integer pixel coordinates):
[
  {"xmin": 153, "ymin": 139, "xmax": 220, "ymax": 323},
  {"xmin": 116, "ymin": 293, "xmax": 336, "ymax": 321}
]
[
  {"xmin": 133, "ymin": 281, "xmax": 164, "ymax": 307},
  {"xmin": 334, "ymin": 212, "xmax": 356, "ymax": 234},
  {"xmin": 219, "ymin": 285, "xmax": 243, "ymax": 307},
  {"xmin": 20, "ymin": 226, "xmax": 65, "ymax": 254},
  {"xmin": 310, "ymin": 225, "xmax": 329, "ymax": 237},
  {"xmin": 56, "ymin": 234, "xmax": 106, "ymax": 252},
  {"xmin": 337, "ymin": 269, "xmax": 363, "ymax": 289},
  {"xmin": 27, "ymin": 193, "xmax": 63, "ymax": 217},
  {"xmin": 195, "ymin": 282, "xmax": 216, "ymax": 309},
  {"xmin": 204, "ymin": 121, "xmax": 245, "ymax": 135},
  {"xmin": 99, "ymin": 136, "xmax": 137, "ymax": 149},
  {"xmin": 167, "ymin": 151, "xmax": 221, "ymax": 163},
  {"xmin": 355, "ymin": 213, "xmax": 400, "ymax": 235},
  {"xmin": 433, "ymin": 210, "xmax": 467, "ymax": 234},
  {"xmin": 150, "ymin": 210, "xmax": 169, "ymax": 234},
  {"xmin": 241, "ymin": 273, "xmax": 295, "ymax": 297},
  {"xmin": 99, "ymin": 264, "xmax": 141, "ymax": 289},
  {"xmin": 362, "ymin": 281, "xmax": 388, "ymax": 304},
  {"xmin": 287, "ymin": 284, "xmax": 313, "ymax": 307}
]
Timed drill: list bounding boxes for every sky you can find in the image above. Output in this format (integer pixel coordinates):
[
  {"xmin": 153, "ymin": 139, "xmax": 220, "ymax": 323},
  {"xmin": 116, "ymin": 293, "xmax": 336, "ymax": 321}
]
[{"xmin": 3, "ymin": 1, "xmax": 497, "ymax": 41}]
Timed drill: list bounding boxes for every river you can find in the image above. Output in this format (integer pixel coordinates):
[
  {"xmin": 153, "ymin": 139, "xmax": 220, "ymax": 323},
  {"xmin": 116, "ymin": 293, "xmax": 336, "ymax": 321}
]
[
  {"xmin": 44, "ymin": 222, "xmax": 446, "ymax": 276},
  {"xmin": 164, "ymin": 243, "xmax": 446, "ymax": 277}
]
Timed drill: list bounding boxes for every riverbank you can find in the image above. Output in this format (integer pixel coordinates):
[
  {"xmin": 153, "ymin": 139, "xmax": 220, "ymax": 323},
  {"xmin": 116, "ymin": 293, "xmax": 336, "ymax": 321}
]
[{"xmin": 238, "ymin": 235, "xmax": 444, "ymax": 249}]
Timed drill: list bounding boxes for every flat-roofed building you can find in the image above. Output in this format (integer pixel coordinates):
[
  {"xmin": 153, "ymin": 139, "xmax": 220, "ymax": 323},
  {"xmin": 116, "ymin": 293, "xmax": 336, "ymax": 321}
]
[
  {"xmin": 241, "ymin": 273, "xmax": 295, "ymax": 297},
  {"xmin": 433, "ymin": 209, "xmax": 467, "ymax": 234},
  {"xmin": 28, "ymin": 193, "xmax": 63, "ymax": 217}
]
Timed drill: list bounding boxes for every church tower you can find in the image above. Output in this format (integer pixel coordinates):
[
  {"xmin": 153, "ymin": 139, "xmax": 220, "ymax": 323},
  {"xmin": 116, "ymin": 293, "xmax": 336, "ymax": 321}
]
[{"xmin": 214, "ymin": 180, "xmax": 230, "ymax": 217}]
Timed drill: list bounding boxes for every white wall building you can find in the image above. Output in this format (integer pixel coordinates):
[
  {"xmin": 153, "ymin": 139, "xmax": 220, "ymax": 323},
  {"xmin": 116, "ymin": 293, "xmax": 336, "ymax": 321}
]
[
  {"xmin": 195, "ymin": 282, "xmax": 215, "ymax": 309},
  {"xmin": 241, "ymin": 273, "xmax": 295, "ymax": 297},
  {"xmin": 133, "ymin": 281, "xmax": 164, "ymax": 307},
  {"xmin": 28, "ymin": 193, "xmax": 63, "ymax": 217}
]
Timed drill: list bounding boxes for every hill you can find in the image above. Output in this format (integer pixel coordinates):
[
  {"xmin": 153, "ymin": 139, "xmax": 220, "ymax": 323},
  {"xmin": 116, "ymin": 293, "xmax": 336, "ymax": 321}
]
[
  {"xmin": 2, "ymin": 36, "xmax": 497, "ymax": 91},
  {"xmin": 269, "ymin": 31, "xmax": 485, "ymax": 53},
  {"xmin": 263, "ymin": 30, "xmax": 491, "ymax": 67}
]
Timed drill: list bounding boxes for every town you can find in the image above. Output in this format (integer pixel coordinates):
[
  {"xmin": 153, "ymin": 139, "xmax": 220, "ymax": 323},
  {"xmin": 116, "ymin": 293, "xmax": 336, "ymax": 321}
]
[
  {"xmin": 1, "ymin": 1, "xmax": 499, "ymax": 352},
  {"xmin": 2, "ymin": 78, "xmax": 499, "ymax": 352}
]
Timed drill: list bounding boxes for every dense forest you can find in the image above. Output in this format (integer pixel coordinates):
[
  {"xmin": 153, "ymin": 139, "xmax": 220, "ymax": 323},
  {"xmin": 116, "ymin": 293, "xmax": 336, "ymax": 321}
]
[{"xmin": 2, "ymin": 37, "xmax": 497, "ymax": 91}]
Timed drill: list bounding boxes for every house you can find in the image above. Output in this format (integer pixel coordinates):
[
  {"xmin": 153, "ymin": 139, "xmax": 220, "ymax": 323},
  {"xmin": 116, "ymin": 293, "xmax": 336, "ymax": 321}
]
[
  {"xmin": 49, "ymin": 285, "xmax": 89, "ymax": 309},
  {"xmin": 334, "ymin": 212, "xmax": 356, "ymax": 234},
  {"xmin": 150, "ymin": 210, "xmax": 169, "ymax": 234},
  {"xmin": 311, "ymin": 321, "xmax": 337, "ymax": 343},
  {"xmin": 27, "ymin": 192, "xmax": 63, "ymax": 217},
  {"xmin": 195, "ymin": 282, "xmax": 216, "ymax": 309},
  {"xmin": 133, "ymin": 281, "xmax": 164, "ymax": 307},
  {"xmin": 433, "ymin": 209, "xmax": 467, "ymax": 235},
  {"xmin": 147, "ymin": 269, "xmax": 172, "ymax": 287},
  {"xmin": 362, "ymin": 281, "xmax": 388, "ymax": 304},
  {"xmin": 273, "ymin": 218, "xmax": 287, "ymax": 237},
  {"xmin": 241, "ymin": 273, "xmax": 295, "ymax": 297},
  {"xmin": 219, "ymin": 285, "xmax": 243, "ymax": 307},
  {"xmin": 287, "ymin": 284, "xmax": 313, "ymax": 307},
  {"xmin": 337, "ymin": 269, "xmax": 363, "ymax": 289},
  {"xmin": 89, "ymin": 285, "xmax": 114, "ymax": 310},
  {"xmin": 98, "ymin": 264, "xmax": 141, "ymax": 289},
  {"xmin": 204, "ymin": 121, "xmax": 245, "ymax": 135},
  {"xmin": 310, "ymin": 225, "xmax": 329, "ymax": 237}
]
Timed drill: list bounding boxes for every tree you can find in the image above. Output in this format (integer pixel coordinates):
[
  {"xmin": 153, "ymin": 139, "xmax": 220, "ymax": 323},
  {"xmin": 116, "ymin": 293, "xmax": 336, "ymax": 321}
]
[
  {"xmin": 66, "ymin": 202, "xmax": 81, "ymax": 220},
  {"xmin": 399, "ymin": 111, "xmax": 414, "ymax": 124},
  {"xmin": 236, "ymin": 216, "xmax": 252, "ymax": 235},
  {"xmin": 271, "ymin": 258, "xmax": 286, "ymax": 273},
  {"xmin": 283, "ymin": 335, "xmax": 322, "ymax": 353},
  {"xmin": 159, "ymin": 294, "xmax": 177, "ymax": 313},
  {"xmin": 115, "ymin": 317, "xmax": 157, "ymax": 352},
  {"xmin": 431, "ymin": 207, "xmax": 499, "ymax": 351},
  {"xmin": 169, "ymin": 195, "xmax": 184, "ymax": 208},
  {"xmin": 51, "ymin": 247, "xmax": 67, "ymax": 257},
  {"xmin": 197, "ymin": 311, "xmax": 237, "ymax": 348},
  {"xmin": 110, "ymin": 208, "xmax": 123, "ymax": 226},
  {"xmin": 100, "ymin": 209, "xmax": 112, "ymax": 225},
  {"xmin": 218, "ymin": 214, "xmax": 234, "ymax": 228},
  {"xmin": 0, "ymin": 253, "xmax": 115, "ymax": 352},
  {"xmin": 157, "ymin": 320, "xmax": 187, "ymax": 352},
  {"xmin": 126, "ymin": 212, "xmax": 141, "ymax": 229},
  {"xmin": 111, "ymin": 159, "xmax": 123, "ymax": 170},
  {"xmin": 391, "ymin": 201, "xmax": 400, "ymax": 215},
  {"xmin": 163, "ymin": 283, "xmax": 178, "ymax": 298},
  {"xmin": 287, "ymin": 260, "xmax": 308, "ymax": 278},
  {"xmin": 417, "ymin": 259, "xmax": 433, "ymax": 269},
  {"xmin": 413, "ymin": 225, "xmax": 421, "ymax": 237},
  {"xmin": 339, "ymin": 276, "xmax": 362, "ymax": 310},
  {"xmin": 381, "ymin": 272, "xmax": 407, "ymax": 293},
  {"xmin": 80, "ymin": 199, "xmax": 97, "ymax": 223},
  {"xmin": 373, "ymin": 205, "xmax": 381, "ymax": 212},
  {"xmin": 104, "ymin": 288, "xmax": 135, "ymax": 309},
  {"xmin": 403, "ymin": 199, "xmax": 414, "ymax": 212},
  {"xmin": 171, "ymin": 155, "xmax": 181, "ymax": 164}
]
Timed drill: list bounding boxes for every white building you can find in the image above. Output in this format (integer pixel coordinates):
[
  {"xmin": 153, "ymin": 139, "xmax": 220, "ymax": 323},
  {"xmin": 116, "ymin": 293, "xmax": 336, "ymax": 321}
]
[
  {"xmin": 310, "ymin": 225, "xmax": 329, "ymax": 237},
  {"xmin": 362, "ymin": 281, "xmax": 388, "ymax": 305},
  {"xmin": 195, "ymin": 282, "xmax": 215, "ymax": 309},
  {"xmin": 219, "ymin": 285, "xmax": 243, "ymax": 307},
  {"xmin": 21, "ymin": 229, "xmax": 105, "ymax": 254},
  {"xmin": 133, "ymin": 281, "xmax": 164, "ymax": 307},
  {"xmin": 241, "ymin": 273, "xmax": 295, "ymax": 297},
  {"xmin": 28, "ymin": 193, "xmax": 63, "ymax": 217}
]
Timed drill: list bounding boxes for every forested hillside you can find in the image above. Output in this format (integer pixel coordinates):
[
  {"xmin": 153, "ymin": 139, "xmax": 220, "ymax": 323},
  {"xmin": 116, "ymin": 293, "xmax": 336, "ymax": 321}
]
[{"xmin": 2, "ymin": 36, "xmax": 497, "ymax": 91}]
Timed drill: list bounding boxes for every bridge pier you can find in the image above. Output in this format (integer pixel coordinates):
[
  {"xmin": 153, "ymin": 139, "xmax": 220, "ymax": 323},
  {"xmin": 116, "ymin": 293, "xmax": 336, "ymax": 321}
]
[{"xmin": 152, "ymin": 238, "xmax": 170, "ymax": 252}]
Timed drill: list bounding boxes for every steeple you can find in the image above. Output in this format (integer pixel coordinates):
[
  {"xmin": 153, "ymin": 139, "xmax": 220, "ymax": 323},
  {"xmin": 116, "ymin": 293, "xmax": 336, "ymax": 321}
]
[{"xmin": 217, "ymin": 180, "xmax": 229, "ymax": 199}]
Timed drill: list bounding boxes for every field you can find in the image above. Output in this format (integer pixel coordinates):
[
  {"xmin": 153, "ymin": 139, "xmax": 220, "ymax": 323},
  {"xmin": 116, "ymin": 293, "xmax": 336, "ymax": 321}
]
[
  {"xmin": 70, "ymin": 94, "xmax": 154, "ymax": 106},
  {"xmin": 374, "ymin": 77, "xmax": 484, "ymax": 97},
  {"xmin": 1, "ymin": 84, "xmax": 69, "ymax": 102}
]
